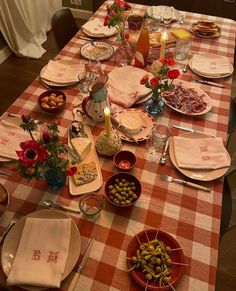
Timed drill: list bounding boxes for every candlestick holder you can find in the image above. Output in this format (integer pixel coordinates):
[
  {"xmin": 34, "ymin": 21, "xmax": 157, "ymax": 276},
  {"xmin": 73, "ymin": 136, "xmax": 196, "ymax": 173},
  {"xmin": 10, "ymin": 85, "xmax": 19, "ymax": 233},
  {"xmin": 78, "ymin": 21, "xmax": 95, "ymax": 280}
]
[{"xmin": 95, "ymin": 130, "xmax": 122, "ymax": 157}]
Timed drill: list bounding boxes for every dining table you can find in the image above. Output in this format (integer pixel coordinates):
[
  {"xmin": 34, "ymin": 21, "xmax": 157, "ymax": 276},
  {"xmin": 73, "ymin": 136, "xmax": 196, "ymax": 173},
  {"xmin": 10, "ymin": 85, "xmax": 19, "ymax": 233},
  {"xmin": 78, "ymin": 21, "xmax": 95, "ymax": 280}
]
[{"xmin": 0, "ymin": 1, "xmax": 236, "ymax": 290}]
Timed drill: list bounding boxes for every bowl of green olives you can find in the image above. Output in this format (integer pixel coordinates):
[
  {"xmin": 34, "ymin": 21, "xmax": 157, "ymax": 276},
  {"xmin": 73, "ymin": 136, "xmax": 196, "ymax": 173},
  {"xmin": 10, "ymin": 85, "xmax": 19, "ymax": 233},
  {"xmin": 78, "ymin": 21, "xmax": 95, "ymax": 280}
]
[
  {"xmin": 38, "ymin": 89, "xmax": 66, "ymax": 113},
  {"xmin": 126, "ymin": 229, "xmax": 185, "ymax": 290},
  {"xmin": 105, "ymin": 172, "xmax": 141, "ymax": 207}
]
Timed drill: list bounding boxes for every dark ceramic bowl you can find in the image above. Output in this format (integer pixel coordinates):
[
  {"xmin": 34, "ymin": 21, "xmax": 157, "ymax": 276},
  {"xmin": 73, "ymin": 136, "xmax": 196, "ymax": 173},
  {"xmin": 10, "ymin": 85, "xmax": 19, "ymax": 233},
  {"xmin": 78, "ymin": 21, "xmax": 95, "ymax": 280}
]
[
  {"xmin": 105, "ymin": 172, "xmax": 141, "ymax": 207},
  {"xmin": 113, "ymin": 150, "xmax": 136, "ymax": 171},
  {"xmin": 38, "ymin": 89, "xmax": 66, "ymax": 113}
]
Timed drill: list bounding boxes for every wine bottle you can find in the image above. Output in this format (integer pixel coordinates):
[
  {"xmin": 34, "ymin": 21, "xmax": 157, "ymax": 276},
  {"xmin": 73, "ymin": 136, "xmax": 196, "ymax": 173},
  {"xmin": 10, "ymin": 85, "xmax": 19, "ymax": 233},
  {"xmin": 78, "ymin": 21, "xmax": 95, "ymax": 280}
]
[{"xmin": 134, "ymin": 16, "xmax": 149, "ymax": 68}]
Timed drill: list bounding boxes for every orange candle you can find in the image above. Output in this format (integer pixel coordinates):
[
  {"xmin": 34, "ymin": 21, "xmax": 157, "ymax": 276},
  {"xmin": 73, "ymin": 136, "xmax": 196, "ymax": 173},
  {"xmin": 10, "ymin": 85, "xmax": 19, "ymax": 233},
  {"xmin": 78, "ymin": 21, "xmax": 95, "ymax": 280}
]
[{"xmin": 159, "ymin": 32, "xmax": 168, "ymax": 60}]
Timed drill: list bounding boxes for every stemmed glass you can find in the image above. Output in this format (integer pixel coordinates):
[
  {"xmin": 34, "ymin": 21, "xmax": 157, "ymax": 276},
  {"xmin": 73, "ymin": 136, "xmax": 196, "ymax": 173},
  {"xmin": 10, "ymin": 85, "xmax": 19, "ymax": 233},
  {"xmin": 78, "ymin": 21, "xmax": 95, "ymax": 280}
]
[
  {"xmin": 145, "ymin": 124, "xmax": 171, "ymax": 163},
  {"xmin": 163, "ymin": 7, "xmax": 173, "ymax": 26}
]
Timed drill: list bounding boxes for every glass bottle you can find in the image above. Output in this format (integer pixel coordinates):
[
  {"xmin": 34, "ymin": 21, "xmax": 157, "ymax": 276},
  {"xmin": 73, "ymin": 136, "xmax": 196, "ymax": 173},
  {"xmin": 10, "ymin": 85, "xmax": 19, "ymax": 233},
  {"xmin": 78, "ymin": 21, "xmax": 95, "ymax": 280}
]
[{"xmin": 134, "ymin": 15, "xmax": 150, "ymax": 68}]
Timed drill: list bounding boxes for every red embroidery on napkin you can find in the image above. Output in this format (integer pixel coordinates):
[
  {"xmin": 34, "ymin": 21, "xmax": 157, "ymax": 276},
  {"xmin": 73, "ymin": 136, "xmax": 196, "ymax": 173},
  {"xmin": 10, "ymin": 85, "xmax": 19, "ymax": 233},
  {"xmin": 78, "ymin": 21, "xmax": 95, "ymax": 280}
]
[
  {"xmin": 0, "ymin": 138, "xmax": 8, "ymax": 145},
  {"xmin": 202, "ymin": 156, "xmax": 211, "ymax": 161},
  {"xmin": 32, "ymin": 249, "xmax": 41, "ymax": 261},
  {"xmin": 200, "ymin": 146, "xmax": 209, "ymax": 152},
  {"xmin": 47, "ymin": 251, "xmax": 59, "ymax": 263}
]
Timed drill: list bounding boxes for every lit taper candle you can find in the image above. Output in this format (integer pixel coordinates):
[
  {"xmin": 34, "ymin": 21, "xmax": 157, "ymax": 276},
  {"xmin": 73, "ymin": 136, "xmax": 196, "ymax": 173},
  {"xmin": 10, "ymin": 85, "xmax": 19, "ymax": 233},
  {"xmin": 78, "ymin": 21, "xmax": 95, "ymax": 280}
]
[
  {"xmin": 104, "ymin": 107, "xmax": 111, "ymax": 136},
  {"xmin": 159, "ymin": 32, "xmax": 168, "ymax": 61}
]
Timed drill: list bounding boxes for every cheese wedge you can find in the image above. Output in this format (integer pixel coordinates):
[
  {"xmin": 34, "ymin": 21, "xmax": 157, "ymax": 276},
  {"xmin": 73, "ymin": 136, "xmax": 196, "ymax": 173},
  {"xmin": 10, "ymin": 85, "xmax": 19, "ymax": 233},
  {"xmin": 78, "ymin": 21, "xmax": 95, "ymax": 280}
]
[
  {"xmin": 73, "ymin": 162, "xmax": 97, "ymax": 186},
  {"xmin": 121, "ymin": 114, "xmax": 142, "ymax": 134},
  {"xmin": 71, "ymin": 137, "xmax": 91, "ymax": 161}
]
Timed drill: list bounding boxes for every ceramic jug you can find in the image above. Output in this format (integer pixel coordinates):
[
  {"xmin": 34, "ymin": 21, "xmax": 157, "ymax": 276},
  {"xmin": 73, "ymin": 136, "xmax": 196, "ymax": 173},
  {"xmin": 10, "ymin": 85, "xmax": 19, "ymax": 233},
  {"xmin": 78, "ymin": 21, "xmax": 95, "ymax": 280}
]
[{"xmin": 82, "ymin": 74, "xmax": 110, "ymax": 122}]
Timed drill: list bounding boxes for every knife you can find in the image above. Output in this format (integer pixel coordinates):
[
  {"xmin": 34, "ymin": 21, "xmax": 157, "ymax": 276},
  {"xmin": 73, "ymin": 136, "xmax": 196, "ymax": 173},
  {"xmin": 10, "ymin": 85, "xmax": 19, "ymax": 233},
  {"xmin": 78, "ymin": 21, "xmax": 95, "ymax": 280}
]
[
  {"xmin": 191, "ymin": 79, "xmax": 225, "ymax": 88},
  {"xmin": 111, "ymin": 116, "xmax": 138, "ymax": 144},
  {"xmin": 68, "ymin": 237, "xmax": 94, "ymax": 291},
  {"xmin": 65, "ymin": 145, "xmax": 81, "ymax": 163},
  {"xmin": 172, "ymin": 125, "xmax": 215, "ymax": 137}
]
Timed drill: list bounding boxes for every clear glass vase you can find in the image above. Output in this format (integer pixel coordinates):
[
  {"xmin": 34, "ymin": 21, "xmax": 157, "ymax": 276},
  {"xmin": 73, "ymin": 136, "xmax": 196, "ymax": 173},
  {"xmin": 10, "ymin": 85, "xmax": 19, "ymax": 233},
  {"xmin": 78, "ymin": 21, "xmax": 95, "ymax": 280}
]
[
  {"xmin": 45, "ymin": 168, "xmax": 66, "ymax": 190},
  {"xmin": 145, "ymin": 93, "xmax": 165, "ymax": 116},
  {"xmin": 114, "ymin": 39, "xmax": 132, "ymax": 66}
]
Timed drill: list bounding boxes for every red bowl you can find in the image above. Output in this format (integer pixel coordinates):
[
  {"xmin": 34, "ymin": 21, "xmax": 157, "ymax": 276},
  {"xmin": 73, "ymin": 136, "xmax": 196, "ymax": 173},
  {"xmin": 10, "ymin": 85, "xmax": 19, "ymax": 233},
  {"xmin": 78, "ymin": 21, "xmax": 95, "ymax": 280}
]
[
  {"xmin": 105, "ymin": 172, "xmax": 141, "ymax": 207},
  {"xmin": 38, "ymin": 89, "xmax": 66, "ymax": 113},
  {"xmin": 127, "ymin": 229, "xmax": 185, "ymax": 290},
  {"xmin": 113, "ymin": 150, "xmax": 136, "ymax": 171}
]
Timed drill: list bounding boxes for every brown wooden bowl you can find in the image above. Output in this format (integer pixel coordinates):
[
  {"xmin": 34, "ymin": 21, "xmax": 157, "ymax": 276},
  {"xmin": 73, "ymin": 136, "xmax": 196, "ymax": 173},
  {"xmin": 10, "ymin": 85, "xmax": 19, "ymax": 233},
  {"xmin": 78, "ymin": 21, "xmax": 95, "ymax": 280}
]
[
  {"xmin": 38, "ymin": 89, "xmax": 66, "ymax": 113},
  {"xmin": 105, "ymin": 172, "xmax": 141, "ymax": 207},
  {"xmin": 113, "ymin": 150, "xmax": 136, "ymax": 171}
]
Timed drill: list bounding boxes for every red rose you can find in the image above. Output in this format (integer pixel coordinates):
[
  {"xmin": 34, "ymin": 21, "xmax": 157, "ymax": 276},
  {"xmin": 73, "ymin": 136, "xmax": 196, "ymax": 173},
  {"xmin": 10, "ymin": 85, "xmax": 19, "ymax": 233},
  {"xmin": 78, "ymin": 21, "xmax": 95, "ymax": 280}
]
[
  {"xmin": 167, "ymin": 59, "xmax": 176, "ymax": 66},
  {"xmin": 124, "ymin": 2, "xmax": 131, "ymax": 10},
  {"xmin": 66, "ymin": 164, "xmax": 77, "ymax": 176},
  {"xmin": 115, "ymin": 0, "xmax": 124, "ymax": 7},
  {"xmin": 150, "ymin": 77, "xmax": 160, "ymax": 87},
  {"xmin": 167, "ymin": 69, "xmax": 180, "ymax": 79},
  {"xmin": 124, "ymin": 32, "xmax": 129, "ymax": 40},
  {"xmin": 104, "ymin": 15, "xmax": 110, "ymax": 26},
  {"xmin": 160, "ymin": 58, "xmax": 168, "ymax": 65},
  {"xmin": 140, "ymin": 74, "xmax": 149, "ymax": 85},
  {"xmin": 109, "ymin": 10, "xmax": 116, "ymax": 16}
]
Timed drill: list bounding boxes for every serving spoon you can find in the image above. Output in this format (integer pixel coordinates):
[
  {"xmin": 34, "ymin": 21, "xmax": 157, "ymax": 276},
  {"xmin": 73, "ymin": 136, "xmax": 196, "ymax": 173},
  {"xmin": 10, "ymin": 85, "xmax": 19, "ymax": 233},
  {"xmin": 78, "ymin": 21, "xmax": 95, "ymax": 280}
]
[{"xmin": 42, "ymin": 200, "xmax": 81, "ymax": 214}]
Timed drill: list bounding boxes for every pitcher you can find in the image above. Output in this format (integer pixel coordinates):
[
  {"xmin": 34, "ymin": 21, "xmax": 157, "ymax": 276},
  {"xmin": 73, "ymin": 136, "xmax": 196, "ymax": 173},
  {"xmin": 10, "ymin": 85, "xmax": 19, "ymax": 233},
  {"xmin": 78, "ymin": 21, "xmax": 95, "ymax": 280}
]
[{"xmin": 82, "ymin": 74, "xmax": 110, "ymax": 122}]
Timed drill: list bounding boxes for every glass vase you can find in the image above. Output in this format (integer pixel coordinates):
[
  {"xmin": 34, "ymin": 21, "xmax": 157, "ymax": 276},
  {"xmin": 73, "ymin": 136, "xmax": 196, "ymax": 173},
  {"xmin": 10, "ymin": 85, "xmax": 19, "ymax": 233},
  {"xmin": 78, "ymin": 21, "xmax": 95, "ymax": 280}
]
[
  {"xmin": 145, "ymin": 93, "xmax": 165, "ymax": 116},
  {"xmin": 114, "ymin": 39, "xmax": 132, "ymax": 66},
  {"xmin": 45, "ymin": 168, "xmax": 66, "ymax": 190}
]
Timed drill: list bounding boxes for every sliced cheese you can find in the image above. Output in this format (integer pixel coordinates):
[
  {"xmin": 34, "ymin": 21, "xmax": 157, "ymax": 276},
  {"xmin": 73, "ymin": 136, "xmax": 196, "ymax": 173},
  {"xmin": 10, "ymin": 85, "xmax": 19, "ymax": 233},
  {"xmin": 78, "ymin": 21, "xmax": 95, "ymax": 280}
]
[
  {"xmin": 171, "ymin": 29, "xmax": 191, "ymax": 39},
  {"xmin": 73, "ymin": 162, "xmax": 97, "ymax": 186},
  {"xmin": 71, "ymin": 137, "xmax": 91, "ymax": 161},
  {"xmin": 121, "ymin": 114, "xmax": 142, "ymax": 134}
]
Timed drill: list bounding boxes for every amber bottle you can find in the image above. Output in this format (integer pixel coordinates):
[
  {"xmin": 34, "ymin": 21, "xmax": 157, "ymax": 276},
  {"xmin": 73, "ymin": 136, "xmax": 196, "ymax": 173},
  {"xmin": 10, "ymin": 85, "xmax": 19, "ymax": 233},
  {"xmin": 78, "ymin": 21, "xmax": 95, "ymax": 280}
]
[{"xmin": 134, "ymin": 16, "xmax": 149, "ymax": 68}]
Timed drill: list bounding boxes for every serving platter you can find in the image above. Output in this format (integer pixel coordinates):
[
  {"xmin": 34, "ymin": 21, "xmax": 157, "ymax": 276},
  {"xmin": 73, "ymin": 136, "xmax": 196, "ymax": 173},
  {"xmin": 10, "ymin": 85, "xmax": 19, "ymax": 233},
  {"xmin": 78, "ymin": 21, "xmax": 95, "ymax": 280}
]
[
  {"xmin": 162, "ymin": 80, "xmax": 212, "ymax": 116},
  {"xmin": 189, "ymin": 23, "xmax": 221, "ymax": 38},
  {"xmin": 80, "ymin": 41, "xmax": 114, "ymax": 61},
  {"xmin": 1, "ymin": 209, "xmax": 81, "ymax": 291},
  {"xmin": 169, "ymin": 132, "xmax": 230, "ymax": 181},
  {"xmin": 112, "ymin": 109, "xmax": 155, "ymax": 143},
  {"xmin": 127, "ymin": 229, "xmax": 184, "ymax": 290}
]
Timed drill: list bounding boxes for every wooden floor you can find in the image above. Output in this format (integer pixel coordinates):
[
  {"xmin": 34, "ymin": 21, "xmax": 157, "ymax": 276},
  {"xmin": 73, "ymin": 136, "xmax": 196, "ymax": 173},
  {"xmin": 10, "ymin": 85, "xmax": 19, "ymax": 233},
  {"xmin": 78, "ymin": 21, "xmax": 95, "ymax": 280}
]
[{"xmin": 0, "ymin": 18, "xmax": 236, "ymax": 290}]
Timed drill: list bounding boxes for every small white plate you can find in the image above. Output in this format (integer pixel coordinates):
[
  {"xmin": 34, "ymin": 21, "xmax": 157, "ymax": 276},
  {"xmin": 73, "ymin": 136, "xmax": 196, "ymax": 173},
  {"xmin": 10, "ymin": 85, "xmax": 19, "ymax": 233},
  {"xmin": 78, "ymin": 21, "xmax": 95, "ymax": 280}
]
[
  {"xmin": 112, "ymin": 109, "xmax": 156, "ymax": 143},
  {"xmin": 162, "ymin": 80, "xmax": 213, "ymax": 116},
  {"xmin": 1, "ymin": 209, "xmax": 81, "ymax": 291},
  {"xmin": 68, "ymin": 123, "xmax": 103, "ymax": 196},
  {"xmin": 189, "ymin": 53, "xmax": 234, "ymax": 79},
  {"xmin": 169, "ymin": 132, "xmax": 230, "ymax": 181},
  {"xmin": 80, "ymin": 42, "xmax": 114, "ymax": 61},
  {"xmin": 82, "ymin": 28, "xmax": 116, "ymax": 38}
]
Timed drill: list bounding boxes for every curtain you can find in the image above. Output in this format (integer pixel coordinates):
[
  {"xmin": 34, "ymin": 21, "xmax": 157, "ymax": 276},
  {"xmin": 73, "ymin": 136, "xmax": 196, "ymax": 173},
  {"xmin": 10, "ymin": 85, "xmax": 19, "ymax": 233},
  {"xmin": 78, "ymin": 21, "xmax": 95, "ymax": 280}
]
[{"xmin": 0, "ymin": 0, "xmax": 62, "ymax": 59}]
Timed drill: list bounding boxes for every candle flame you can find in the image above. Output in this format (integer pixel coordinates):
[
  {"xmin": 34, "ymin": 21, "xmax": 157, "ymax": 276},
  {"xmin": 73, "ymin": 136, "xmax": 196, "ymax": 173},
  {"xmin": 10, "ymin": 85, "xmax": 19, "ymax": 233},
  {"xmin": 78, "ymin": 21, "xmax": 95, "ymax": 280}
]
[
  {"xmin": 161, "ymin": 32, "xmax": 168, "ymax": 40},
  {"xmin": 104, "ymin": 107, "xmax": 110, "ymax": 115}
]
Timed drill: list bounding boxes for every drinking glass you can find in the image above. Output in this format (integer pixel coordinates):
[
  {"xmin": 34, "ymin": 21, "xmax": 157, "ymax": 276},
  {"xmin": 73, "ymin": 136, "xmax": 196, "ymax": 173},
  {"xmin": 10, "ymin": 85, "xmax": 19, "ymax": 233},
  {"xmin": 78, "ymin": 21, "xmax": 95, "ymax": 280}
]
[
  {"xmin": 149, "ymin": 15, "xmax": 162, "ymax": 31},
  {"xmin": 88, "ymin": 56, "xmax": 102, "ymax": 77},
  {"xmin": 145, "ymin": 124, "xmax": 171, "ymax": 163},
  {"xmin": 127, "ymin": 14, "xmax": 143, "ymax": 50},
  {"xmin": 175, "ymin": 38, "xmax": 192, "ymax": 61},
  {"xmin": 79, "ymin": 193, "xmax": 104, "ymax": 221}
]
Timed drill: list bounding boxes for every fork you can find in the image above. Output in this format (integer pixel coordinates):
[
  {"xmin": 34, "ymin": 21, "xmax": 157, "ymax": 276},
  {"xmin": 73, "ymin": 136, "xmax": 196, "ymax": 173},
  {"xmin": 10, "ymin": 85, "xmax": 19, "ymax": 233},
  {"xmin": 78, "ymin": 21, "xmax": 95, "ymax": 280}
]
[
  {"xmin": 160, "ymin": 174, "xmax": 211, "ymax": 192},
  {"xmin": 0, "ymin": 218, "xmax": 17, "ymax": 244}
]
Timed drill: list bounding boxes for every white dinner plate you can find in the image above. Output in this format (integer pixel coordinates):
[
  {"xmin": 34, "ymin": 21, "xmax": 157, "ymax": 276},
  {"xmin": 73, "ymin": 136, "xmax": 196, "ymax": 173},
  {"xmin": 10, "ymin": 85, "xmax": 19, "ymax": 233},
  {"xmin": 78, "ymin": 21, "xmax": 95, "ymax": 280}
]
[
  {"xmin": 162, "ymin": 80, "xmax": 213, "ymax": 116},
  {"xmin": 188, "ymin": 53, "xmax": 234, "ymax": 79},
  {"xmin": 80, "ymin": 42, "xmax": 114, "ymax": 61},
  {"xmin": 82, "ymin": 27, "xmax": 116, "ymax": 38},
  {"xmin": 112, "ymin": 109, "xmax": 156, "ymax": 143},
  {"xmin": 68, "ymin": 122, "xmax": 103, "ymax": 196},
  {"xmin": 169, "ymin": 132, "xmax": 230, "ymax": 181},
  {"xmin": 1, "ymin": 209, "xmax": 81, "ymax": 291}
]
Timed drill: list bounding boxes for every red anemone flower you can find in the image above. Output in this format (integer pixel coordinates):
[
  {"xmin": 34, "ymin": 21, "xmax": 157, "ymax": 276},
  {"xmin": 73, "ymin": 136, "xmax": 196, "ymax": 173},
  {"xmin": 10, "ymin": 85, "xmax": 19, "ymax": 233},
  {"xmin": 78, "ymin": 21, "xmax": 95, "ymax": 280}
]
[
  {"xmin": 16, "ymin": 140, "xmax": 48, "ymax": 167},
  {"xmin": 66, "ymin": 164, "xmax": 77, "ymax": 176}
]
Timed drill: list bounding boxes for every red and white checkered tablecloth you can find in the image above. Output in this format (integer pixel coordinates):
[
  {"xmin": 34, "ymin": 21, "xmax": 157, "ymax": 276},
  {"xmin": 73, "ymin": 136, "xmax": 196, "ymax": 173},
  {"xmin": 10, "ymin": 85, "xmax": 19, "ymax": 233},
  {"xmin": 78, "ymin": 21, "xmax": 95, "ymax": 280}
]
[{"xmin": 0, "ymin": 1, "xmax": 236, "ymax": 290}]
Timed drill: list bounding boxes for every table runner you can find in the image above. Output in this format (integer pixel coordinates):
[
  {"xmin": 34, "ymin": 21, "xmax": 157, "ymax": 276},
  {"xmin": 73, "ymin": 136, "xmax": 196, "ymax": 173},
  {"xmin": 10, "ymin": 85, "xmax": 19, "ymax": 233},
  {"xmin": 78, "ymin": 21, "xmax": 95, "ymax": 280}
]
[{"xmin": 0, "ymin": 1, "xmax": 236, "ymax": 290}]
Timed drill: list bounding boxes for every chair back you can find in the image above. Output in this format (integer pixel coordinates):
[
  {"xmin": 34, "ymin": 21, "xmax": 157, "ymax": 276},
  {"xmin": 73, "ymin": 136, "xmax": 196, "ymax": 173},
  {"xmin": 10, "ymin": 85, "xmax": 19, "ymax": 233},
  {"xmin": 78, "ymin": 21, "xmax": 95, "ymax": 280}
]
[{"xmin": 51, "ymin": 8, "xmax": 78, "ymax": 50}]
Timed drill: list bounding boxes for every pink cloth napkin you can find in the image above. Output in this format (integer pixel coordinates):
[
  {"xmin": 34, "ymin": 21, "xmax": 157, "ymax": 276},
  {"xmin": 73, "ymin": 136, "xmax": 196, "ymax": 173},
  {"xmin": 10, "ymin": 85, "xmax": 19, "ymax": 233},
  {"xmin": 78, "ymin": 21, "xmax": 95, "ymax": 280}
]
[
  {"xmin": 107, "ymin": 66, "xmax": 153, "ymax": 108},
  {"xmin": 191, "ymin": 54, "xmax": 233, "ymax": 77},
  {"xmin": 40, "ymin": 60, "xmax": 84, "ymax": 84},
  {"xmin": 173, "ymin": 136, "xmax": 231, "ymax": 170},
  {"xmin": 7, "ymin": 217, "xmax": 71, "ymax": 288}
]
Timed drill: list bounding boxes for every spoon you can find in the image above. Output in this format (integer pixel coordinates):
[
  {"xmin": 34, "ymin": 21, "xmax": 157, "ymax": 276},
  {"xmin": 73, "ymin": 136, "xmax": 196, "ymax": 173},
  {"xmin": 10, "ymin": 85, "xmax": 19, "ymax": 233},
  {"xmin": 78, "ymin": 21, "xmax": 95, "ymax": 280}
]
[
  {"xmin": 42, "ymin": 200, "xmax": 81, "ymax": 214},
  {"xmin": 160, "ymin": 139, "xmax": 169, "ymax": 165}
]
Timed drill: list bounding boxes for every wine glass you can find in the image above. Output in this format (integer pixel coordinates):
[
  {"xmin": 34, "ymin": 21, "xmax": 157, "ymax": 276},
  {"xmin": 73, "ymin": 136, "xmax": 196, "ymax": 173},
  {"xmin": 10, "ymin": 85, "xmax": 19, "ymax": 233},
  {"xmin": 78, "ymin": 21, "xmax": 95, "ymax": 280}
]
[
  {"xmin": 163, "ymin": 7, "xmax": 173, "ymax": 26},
  {"xmin": 145, "ymin": 124, "xmax": 171, "ymax": 163}
]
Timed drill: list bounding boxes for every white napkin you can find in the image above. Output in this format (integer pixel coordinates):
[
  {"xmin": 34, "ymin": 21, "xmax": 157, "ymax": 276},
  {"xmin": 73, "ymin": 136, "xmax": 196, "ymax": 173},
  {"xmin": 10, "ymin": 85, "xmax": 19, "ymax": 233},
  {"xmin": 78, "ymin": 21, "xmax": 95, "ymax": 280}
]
[
  {"xmin": 191, "ymin": 54, "xmax": 233, "ymax": 77},
  {"xmin": 107, "ymin": 65, "xmax": 153, "ymax": 108},
  {"xmin": 40, "ymin": 60, "xmax": 84, "ymax": 84},
  {"xmin": 0, "ymin": 119, "xmax": 38, "ymax": 160},
  {"xmin": 173, "ymin": 136, "xmax": 231, "ymax": 170},
  {"xmin": 152, "ymin": 6, "xmax": 177, "ymax": 20},
  {"xmin": 83, "ymin": 18, "xmax": 116, "ymax": 37},
  {"xmin": 7, "ymin": 217, "xmax": 71, "ymax": 288}
]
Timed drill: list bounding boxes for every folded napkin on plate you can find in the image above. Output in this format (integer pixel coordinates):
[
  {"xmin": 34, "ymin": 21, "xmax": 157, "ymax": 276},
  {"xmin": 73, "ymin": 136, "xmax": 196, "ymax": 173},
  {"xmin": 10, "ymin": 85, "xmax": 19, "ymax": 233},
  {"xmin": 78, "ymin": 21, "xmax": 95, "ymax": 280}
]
[
  {"xmin": 0, "ymin": 119, "xmax": 38, "ymax": 160},
  {"xmin": 191, "ymin": 54, "xmax": 232, "ymax": 77},
  {"xmin": 40, "ymin": 60, "xmax": 84, "ymax": 84},
  {"xmin": 152, "ymin": 6, "xmax": 177, "ymax": 20},
  {"xmin": 7, "ymin": 217, "xmax": 71, "ymax": 288},
  {"xmin": 173, "ymin": 136, "xmax": 231, "ymax": 170},
  {"xmin": 82, "ymin": 18, "xmax": 116, "ymax": 36},
  {"xmin": 107, "ymin": 66, "xmax": 153, "ymax": 108}
]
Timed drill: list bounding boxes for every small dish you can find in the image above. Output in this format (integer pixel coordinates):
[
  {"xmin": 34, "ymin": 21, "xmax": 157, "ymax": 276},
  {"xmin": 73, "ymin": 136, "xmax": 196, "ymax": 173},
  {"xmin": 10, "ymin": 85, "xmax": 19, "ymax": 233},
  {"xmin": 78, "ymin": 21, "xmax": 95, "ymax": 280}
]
[
  {"xmin": 79, "ymin": 192, "xmax": 104, "ymax": 220},
  {"xmin": 105, "ymin": 172, "xmax": 141, "ymax": 207},
  {"xmin": 38, "ymin": 89, "xmax": 66, "ymax": 113},
  {"xmin": 113, "ymin": 150, "xmax": 136, "ymax": 170},
  {"xmin": 80, "ymin": 41, "xmax": 114, "ymax": 61}
]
